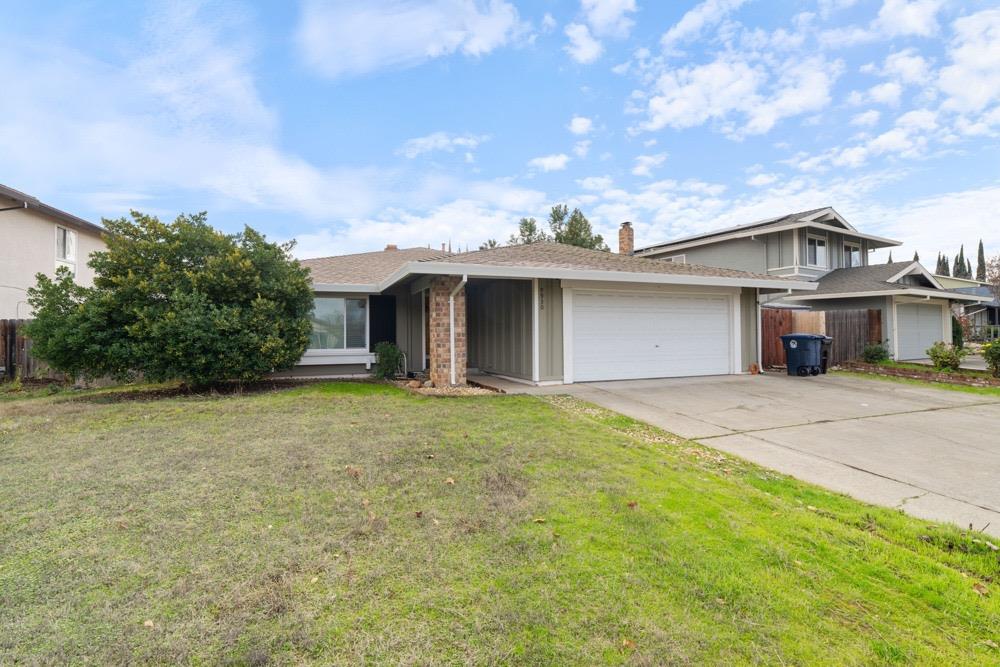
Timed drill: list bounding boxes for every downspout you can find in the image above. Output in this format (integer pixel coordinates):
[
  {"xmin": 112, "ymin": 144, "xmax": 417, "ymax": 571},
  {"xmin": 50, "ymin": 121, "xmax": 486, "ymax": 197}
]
[{"xmin": 449, "ymin": 274, "xmax": 468, "ymax": 386}]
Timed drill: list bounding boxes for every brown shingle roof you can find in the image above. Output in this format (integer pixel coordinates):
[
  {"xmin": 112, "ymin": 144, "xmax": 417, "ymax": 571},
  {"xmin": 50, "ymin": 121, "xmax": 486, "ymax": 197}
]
[
  {"xmin": 301, "ymin": 247, "xmax": 449, "ymax": 285},
  {"xmin": 426, "ymin": 241, "xmax": 790, "ymax": 281}
]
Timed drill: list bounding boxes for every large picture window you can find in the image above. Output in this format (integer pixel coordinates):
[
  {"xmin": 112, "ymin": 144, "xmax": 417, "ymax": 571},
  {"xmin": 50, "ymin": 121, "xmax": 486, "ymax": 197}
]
[{"xmin": 309, "ymin": 297, "xmax": 367, "ymax": 350}]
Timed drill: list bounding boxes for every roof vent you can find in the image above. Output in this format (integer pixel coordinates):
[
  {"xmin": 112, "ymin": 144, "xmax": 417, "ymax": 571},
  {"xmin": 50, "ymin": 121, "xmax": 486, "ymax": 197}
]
[{"xmin": 384, "ymin": 244, "xmax": 398, "ymax": 251}]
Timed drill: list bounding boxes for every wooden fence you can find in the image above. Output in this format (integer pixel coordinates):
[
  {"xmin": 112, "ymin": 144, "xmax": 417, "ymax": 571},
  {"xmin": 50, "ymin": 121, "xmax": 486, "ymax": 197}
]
[
  {"xmin": 0, "ymin": 319, "xmax": 57, "ymax": 381},
  {"xmin": 761, "ymin": 308, "xmax": 882, "ymax": 368}
]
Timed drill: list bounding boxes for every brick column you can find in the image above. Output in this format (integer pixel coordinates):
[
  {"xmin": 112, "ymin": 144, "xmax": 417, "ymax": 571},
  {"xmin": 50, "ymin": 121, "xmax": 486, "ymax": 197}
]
[{"xmin": 428, "ymin": 276, "xmax": 467, "ymax": 386}]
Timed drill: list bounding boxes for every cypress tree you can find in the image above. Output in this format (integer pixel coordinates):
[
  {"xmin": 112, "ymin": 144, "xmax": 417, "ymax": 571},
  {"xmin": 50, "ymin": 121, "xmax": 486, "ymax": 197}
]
[
  {"xmin": 942, "ymin": 255, "xmax": 951, "ymax": 277},
  {"xmin": 977, "ymin": 240, "xmax": 987, "ymax": 281},
  {"xmin": 913, "ymin": 251, "xmax": 920, "ymax": 262},
  {"xmin": 887, "ymin": 251, "xmax": 893, "ymax": 263}
]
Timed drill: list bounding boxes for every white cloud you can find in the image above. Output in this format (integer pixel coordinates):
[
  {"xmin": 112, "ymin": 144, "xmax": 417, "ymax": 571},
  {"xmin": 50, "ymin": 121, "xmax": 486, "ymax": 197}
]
[
  {"xmin": 747, "ymin": 173, "xmax": 779, "ymax": 187},
  {"xmin": 398, "ymin": 132, "xmax": 489, "ymax": 158},
  {"xmin": 581, "ymin": 0, "xmax": 637, "ymax": 38},
  {"xmin": 573, "ymin": 140, "xmax": 592, "ymax": 158},
  {"xmin": 541, "ymin": 13, "xmax": 557, "ymax": 32},
  {"xmin": 528, "ymin": 153, "xmax": 571, "ymax": 172},
  {"xmin": 296, "ymin": 0, "xmax": 526, "ymax": 79},
  {"xmin": 636, "ymin": 55, "xmax": 841, "ymax": 137},
  {"xmin": 564, "ymin": 23, "xmax": 603, "ymax": 63},
  {"xmin": 938, "ymin": 9, "xmax": 1000, "ymax": 113},
  {"xmin": 578, "ymin": 175, "xmax": 613, "ymax": 191},
  {"xmin": 661, "ymin": 0, "xmax": 748, "ymax": 51},
  {"xmin": 851, "ymin": 110, "xmax": 881, "ymax": 126},
  {"xmin": 568, "ymin": 115, "xmax": 594, "ymax": 135},
  {"xmin": 874, "ymin": 0, "xmax": 944, "ymax": 38},
  {"xmin": 865, "ymin": 81, "xmax": 903, "ymax": 106},
  {"xmin": 632, "ymin": 152, "xmax": 668, "ymax": 177},
  {"xmin": 882, "ymin": 48, "xmax": 932, "ymax": 84}
]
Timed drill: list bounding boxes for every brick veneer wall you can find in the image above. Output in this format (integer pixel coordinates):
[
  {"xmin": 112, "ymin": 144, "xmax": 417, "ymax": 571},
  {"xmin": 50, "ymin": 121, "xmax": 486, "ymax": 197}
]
[{"xmin": 428, "ymin": 276, "xmax": 467, "ymax": 386}]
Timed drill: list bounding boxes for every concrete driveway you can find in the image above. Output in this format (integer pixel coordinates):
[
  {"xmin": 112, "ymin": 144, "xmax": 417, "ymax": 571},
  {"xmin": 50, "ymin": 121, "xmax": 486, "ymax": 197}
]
[{"xmin": 532, "ymin": 373, "xmax": 1000, "ymax": 537}]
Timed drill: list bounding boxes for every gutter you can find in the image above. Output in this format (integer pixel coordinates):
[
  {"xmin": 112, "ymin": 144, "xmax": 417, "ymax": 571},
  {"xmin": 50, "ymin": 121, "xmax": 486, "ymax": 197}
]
[{"xmin": 449, "ymin": 274, "xmax": 467, "ymax": 386}]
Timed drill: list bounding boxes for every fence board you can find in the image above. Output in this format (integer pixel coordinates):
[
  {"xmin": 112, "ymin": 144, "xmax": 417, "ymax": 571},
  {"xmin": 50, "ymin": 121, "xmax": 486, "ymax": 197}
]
[
  {"xmin": 761, "ymin": 308, "xmax": 882, "ymax": 369},
  {"xmin": 761, "ymin": 308, "xmax": 794, "ymax": 368},
  {"xmin": 0, "ymin": 319, "xmax": 59, "ymax": 381}
]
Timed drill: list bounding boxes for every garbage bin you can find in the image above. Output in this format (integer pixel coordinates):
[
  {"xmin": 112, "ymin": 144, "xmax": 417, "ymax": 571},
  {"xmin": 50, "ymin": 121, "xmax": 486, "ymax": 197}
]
[
  {"xmin": 780, "ymin": 333, "xmax": 826, "ymax": 377},
  {"xmin": 819, "ymin": 336, "xmax": 833, "ymax": 374}
]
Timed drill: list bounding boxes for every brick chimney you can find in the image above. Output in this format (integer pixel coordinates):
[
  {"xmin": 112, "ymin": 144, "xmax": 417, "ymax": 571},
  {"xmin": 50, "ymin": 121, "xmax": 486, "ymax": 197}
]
[
  {"xmin": 618, "ymin": 221, "xmax": 634, "ymax": 255},
  {"xmin": 384, "ymin": 244, "xmax": 398, "ymax": 251}
]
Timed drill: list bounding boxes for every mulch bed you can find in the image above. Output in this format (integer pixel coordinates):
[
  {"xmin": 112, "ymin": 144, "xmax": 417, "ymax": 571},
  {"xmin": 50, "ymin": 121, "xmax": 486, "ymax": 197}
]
[{"xmin": 839, "ymin": 361, "xmax": 1000, "ymax": 388}]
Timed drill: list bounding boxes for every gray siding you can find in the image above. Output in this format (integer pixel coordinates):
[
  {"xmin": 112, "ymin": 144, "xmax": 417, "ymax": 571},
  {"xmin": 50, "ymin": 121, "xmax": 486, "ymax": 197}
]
[
  {"xmin": 741, "ymin": 288, "xmax": 758, "ymax": 369},
  {"xmin": 467, "ymin": 279, "xmax": 532, "ymax": 380},
  {"xmin": 671, "ymin": 237, "xmax": 767, "ymax": 274},
  {"xmin": 538, "ymin": 278, "xmax": 563, "ymax": 381}
]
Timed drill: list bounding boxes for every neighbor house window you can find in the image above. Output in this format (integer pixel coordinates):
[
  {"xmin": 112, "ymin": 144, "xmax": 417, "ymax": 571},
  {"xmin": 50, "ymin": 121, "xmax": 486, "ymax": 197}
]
[
  {"xmin": 807, "ymin": 234, "xmax": 827, "ymax": 267},
  {"xmin": 55, "ymin": 226, "xmax": 77, "ymax": 275},
  {"xmin": 663, "ymin": 254, "xmax": 686, "ymax": 264},
  {"xmin": 844, "ymin": 242, "xmax": 862, "ymax": 268},
  {"xmin": 309, "ymin": 297, "xmax": 367, "ymax": 350}
]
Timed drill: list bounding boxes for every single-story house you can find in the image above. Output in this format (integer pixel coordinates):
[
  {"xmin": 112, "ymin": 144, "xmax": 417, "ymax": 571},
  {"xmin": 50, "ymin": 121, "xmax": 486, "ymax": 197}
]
[
  {"xmin": 294, "ymin": 233, "xmax": 816, "ymax": 386},
  {"xmin": 780, "ymin": 261, "xmax": 987, "ymax": 359}
]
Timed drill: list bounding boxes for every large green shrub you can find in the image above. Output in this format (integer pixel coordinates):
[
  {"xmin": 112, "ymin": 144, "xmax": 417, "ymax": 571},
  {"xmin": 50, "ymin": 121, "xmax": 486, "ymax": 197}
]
[
  {"xmin": 983, "ymin": 341, "xmax": 1000, "ymax": 378},
  {"xmin": 26, "ymin": 212, "xmax": 313, "ymax": 387},
  {"xmin": 926, "ymin": 341, "xmax": 968, "ymax": 372}
]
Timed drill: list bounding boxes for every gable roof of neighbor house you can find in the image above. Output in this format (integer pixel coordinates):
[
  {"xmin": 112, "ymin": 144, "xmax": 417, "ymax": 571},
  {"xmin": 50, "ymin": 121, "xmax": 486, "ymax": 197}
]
[
  {"xmin": 305, "ymin": 241, "xmax": 819, "ymax": 293},
  {"xmin": 782, "ymin": 261, "xmax": 987, "ymax": 302},
  {"xmin": 0, "ymin": 183, "xmax": 105, "ymax": 236},
  {"xmin": 301, "ymin": 247, "xmax": 449, "ymax": 286},
  {"xmin": 634, "ymin": 206, "xmax": 901, "ymax": 256}
]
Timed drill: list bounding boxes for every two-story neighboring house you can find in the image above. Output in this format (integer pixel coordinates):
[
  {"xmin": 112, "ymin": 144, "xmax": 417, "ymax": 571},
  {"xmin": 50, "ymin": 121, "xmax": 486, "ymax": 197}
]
[
  {"xmin": 0, "ymin": 183, "xmax": 107, "ymax": 319},
  {"xmin": 634, "ymin": 207, "xmax": 986, "ymax": 361}
]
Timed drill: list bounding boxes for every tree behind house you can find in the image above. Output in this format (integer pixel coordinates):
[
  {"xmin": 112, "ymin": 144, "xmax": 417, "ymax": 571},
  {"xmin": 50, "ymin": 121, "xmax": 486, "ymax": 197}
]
[
  {"xmin": 25, "ymin": 211, "xmax": 314, "ymax": 387},
  {"xmin": 549, "ymin": 204, "xmax": 609, "ymax": 251},
  {"xmin": 508, "ymin": 217, "xmax": 551, "ymax": 245},
  {"xmin": 977, "ymin": 240, "xmax": 987, "ymax": 281}
]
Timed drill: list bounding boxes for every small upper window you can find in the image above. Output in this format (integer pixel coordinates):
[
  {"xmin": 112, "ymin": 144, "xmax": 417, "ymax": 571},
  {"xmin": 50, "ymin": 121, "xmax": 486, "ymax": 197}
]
[
  {"xmin": 844, "ymin": 243, "xmax": 862, "ymax": 268},
  {"xmin": 807, "ymin": 235, "xmax": 827, "ymax": 267},
  {"xmin": 55, "ymin": 226, "xmax": 77, "ymax": 274},
  {"xmin": 663, "ymin": 254, "xmax": 686, "ymax": 264}
]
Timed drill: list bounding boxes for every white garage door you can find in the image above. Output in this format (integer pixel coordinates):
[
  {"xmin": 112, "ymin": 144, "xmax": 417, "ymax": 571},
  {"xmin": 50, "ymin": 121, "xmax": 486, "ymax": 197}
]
[
  {"xmin": 896, "ymin": 303, "xmax": 944, "ymax": 360},
  {"xmin": 572, "ymin": 290, "xmax": 733, "ymax": 382}
]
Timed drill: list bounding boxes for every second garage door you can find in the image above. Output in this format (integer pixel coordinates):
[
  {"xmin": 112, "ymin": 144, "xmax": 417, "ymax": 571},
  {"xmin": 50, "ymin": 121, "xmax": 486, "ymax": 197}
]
[
  {"xmin": 896, "ymin": 302, "xmax": 945, "ymax": 360},
  {"xmin": 572, "ymin": 290, "xmax": 733, "ymax": 382}
]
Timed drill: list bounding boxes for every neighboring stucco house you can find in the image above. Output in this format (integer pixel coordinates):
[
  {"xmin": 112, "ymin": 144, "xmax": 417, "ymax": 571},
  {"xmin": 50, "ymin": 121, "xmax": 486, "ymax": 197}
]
[
  {"xmin": 293, "ymin": 233, "xmax": 815, "ymax": 386},
  {"xmin": 0, "ymin": 184, "xmax": 106, "ymax": 319},
  {"xmin": 634, "ymin": 207, "xmax": 986, "ymax": 360}
]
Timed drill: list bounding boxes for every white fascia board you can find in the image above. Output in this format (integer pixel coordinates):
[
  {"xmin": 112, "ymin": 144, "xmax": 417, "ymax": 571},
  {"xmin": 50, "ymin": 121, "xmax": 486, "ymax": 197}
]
[
  {"xmin": 312, "ymin": 282, "xmax": 379, "ymax": 293},
  {"xmin": 384, "ymin": 261, "xmax": 818, "ymax": 291},
  {"xmin": 636, "ymin": 221, "xmax": 901, "ymax": 256},
  {"xmin": 886, "ymin": 262, "xmax": 943, "ymax": 289},
  {"xmin": 800, "ymin": 207, "xmax": 856, "ymax": 232},
  {"xmin": 783, "ymin": 288, "xmax": 988, "ymax": 302}
]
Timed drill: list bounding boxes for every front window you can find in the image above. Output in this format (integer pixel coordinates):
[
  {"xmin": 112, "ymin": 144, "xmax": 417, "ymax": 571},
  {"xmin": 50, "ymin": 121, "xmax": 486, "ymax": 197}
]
[
  {"xmin": 844, "ymin": 243, "xmax": 862, "ymax": 268},
  {"xmin": 807, "ymin": 235, "xmax": 827, "ymax": 267},
  {"xmin": 309, "ymin": 297, "xmax": 367, "ymax": 349},
  {"xmin": 55, "ymin": 226, "xmax": 77, "ymax": 275}
]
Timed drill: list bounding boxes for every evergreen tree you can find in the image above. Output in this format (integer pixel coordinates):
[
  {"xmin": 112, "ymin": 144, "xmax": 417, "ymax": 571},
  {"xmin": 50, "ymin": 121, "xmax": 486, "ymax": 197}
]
[
  {"xmin": 977, "ymin": 240, "xmax": 987, "ymax": 281},
  {"xmin": 887, "ymin": 252, "xmax": 893, "ymax": 263},
  {"xmin": 508, "ymin": 217, "xmax": 550, "ymax": 245},
  {"xmin": 913, "ymin": 251, "xmax": 919, "ymax": 262},
  {"xmin": 478, "ymin": 239, "xmax": 499, "ymax": 250},
  {"xmin": 548, "ymin": 205, "xmax": 608, "ymax": 251},
  {"xmin": 955, "ymin": 245, "xmax": 968, "ymax": 279},
  {"xmin": 941, "ymin": 254, "xmax": 951, "ymax": 277},
  {"xmin": 967, "ymin": 257, "xmax": 973, "ymax": 279}
]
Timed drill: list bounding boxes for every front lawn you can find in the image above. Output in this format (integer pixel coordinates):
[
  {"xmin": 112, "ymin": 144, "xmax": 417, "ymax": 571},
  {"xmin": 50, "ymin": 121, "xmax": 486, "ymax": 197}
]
[{"xmin": 1, "ymin": 382, "xmax": 998, "ymax": 664}]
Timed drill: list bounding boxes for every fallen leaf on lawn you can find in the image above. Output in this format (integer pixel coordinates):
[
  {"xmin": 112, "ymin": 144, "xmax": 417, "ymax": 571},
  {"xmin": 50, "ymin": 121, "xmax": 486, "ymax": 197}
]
[
  {"xmin": 621, "ymin": 638, "xmax": 636, "ymax": 649},
  {"xmin": 807, "ymin": 505, "xmax": 818, "ymax": 512},
  {"xmin": 533, "ymin": 518, "xmax": 546, "ymax": 524},
  {"xmin": 432, "ymin": 518, "xmax": 440, "ymax": 525},
  {"xmin": 716, "ymin": 598, "xmax": 726, "ymax": 605},
  {"xmin": 627, "ymin": 501, "xmax": 637, "ymax": 510},
  {"xmin": 143, "ymin": 619, "xmax": 154, "ymax": 628},
  {"xmin": 362, "ymin": 498, "xmax": 370, "ymax": 507},
  {"xmin": 974, "ymin": 582, "xmax": 989, "ymax": 596},
  {"xmin": 984, "ymin": 639, "xmax": 998, "ymax": 649},
  {"xmin": 414, "ymin": 511, "xmax": 423, "ymax": 518},
  {"xmin": 266, "ymin": 524, "xmax": 273, "ymax": 530},
  {"xmin": 445, "ymin": 477, "xmax": 455, "ymax": 485},
  {"xmin": 310, "ymin": 576, "xmax": 318, "ymax": 584},
  {"xmin": 426, "ymin": 454, "xmax": 435, "ymax": 459}
]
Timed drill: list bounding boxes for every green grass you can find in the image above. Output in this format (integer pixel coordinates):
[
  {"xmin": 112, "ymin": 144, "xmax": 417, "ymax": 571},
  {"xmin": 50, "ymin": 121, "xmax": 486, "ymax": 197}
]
[
  {"xmin": 833, "ymin": 369, "xmax": 1000, "ymax": 397},
  {"xmin": 1, "ymin": 382, "xmax": 998, "ymax": 664},
  {"xmin": 878, "ymin": 359, "xmax": 994, "ymax": 379}
]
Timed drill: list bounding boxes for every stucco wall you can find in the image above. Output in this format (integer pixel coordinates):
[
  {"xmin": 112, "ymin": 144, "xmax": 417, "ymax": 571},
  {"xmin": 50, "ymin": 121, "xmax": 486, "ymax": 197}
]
[{"xmin": 0, "ymin": 206, "xmax": 105, "ymax": 318}]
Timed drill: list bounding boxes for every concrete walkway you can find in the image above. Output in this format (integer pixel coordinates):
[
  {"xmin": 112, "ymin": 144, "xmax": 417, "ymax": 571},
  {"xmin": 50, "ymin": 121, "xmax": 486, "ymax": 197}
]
[{"xmin": 482, "ymin": 373, "xmax": 1000, "ymax": 537}]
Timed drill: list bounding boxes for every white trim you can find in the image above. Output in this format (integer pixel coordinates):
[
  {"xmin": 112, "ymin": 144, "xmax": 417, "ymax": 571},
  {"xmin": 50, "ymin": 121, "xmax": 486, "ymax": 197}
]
[
  {"xmin": 806, "ymin": 232, "xmax": 829, "ymax": 269},
  {"xmin": 886, "ymin": 261, "xmax": 943, "ymax": 290},
  {"xmin": 531, "ymin": 278, "xmax": 540, "ymax": 383},
  {"xmin": 731, "ymin": 293, "xmax": 742, "ymax": 374},
  {"xmin": 365, "ymin": 294, "xmax": 370, "ymax": 353},
  {"xmin": 299, "ymin": 350, "xmax": 375, "ymax": 367},
  {"xmin": 793, "ymin": 228, "xmax": 800, "ymax": 268},
  {"xmin": 312, "ymin": 283, "xmax": 377, "ymax": 293},
  {"xmin": 562, "ymin": 287, "xmax": 574, "ymax": 385},
  {"xmin": 376, "ymin": 261, "xmax": 820, "ymax": 293},
  {"xmin": 755, "ymin": 289, "xmax": 762, "ymax": 370},
  {"xmin": 420, "ymin": 289, "xmax": 427, "ymax": 371},
  {"xmin": 783, "ymin": 288, "xmax": 987, "ymax": 302},
  {"xmin": 892, "ymin": 298, "xmax": 899, "ymax": 359},
  {"xmin": 663, "ymin": 254, "xmax": 687, "ymax": 264}
]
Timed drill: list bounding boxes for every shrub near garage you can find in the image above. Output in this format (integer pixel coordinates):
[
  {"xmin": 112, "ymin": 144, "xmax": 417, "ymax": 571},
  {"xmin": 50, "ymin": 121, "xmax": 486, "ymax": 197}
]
[
  {"xmin": 983, "ymin": 341, "xmax": 1000, "ymax": 377},
  {"xmin": 926, "ymin": 341, "xmax": 968, "ymax": 372}
]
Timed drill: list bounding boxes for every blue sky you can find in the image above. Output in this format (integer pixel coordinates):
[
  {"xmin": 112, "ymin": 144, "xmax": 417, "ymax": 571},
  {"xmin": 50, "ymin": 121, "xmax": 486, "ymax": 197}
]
[{"xmin": 2, "ymin": 0, "xmax": 999, "ymax": 264}]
